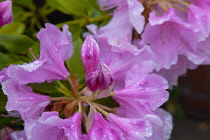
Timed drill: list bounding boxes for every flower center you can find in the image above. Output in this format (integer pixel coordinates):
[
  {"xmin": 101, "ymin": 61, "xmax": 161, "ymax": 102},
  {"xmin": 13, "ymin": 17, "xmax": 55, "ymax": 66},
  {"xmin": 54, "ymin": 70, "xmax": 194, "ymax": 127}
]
[{"xmin": 44, "ymin": 75, "xmax": 118, "ymax": 133}]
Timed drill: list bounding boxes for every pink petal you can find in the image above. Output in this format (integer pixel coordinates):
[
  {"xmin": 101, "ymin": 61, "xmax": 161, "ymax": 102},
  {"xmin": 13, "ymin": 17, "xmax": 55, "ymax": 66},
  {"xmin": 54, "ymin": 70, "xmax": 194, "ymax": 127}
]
[
  {"xmin": 2, "ymin": 79, "xmax": 50, "ymax": 121},
  {"xmin": 0, "ymin": 0, "xmax": 13, "ymax": 26},
  {"xmin": 88, "ymin": 113, "xmax": 124, "ymax": 140}
]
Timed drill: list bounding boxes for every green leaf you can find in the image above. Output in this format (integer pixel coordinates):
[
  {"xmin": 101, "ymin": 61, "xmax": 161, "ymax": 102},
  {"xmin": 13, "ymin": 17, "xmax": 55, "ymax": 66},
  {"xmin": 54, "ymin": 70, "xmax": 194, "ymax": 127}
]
[
  {"xmin": 28, "ymin": 81, "xmax": 72, "ymax": 97},
  {"xmin": 12, "ymin": 0, "xmax": 35, "ymax": 9},
  {"xmin": 28, "ymin": 81, "xmax": 60, "ymax": 95},
  {"xmin": 47, "ymin": 0, "xmax": 71, "ymax": 15},
  {"xmin": 0, "ymin": 52, "xmax": 30, "ymax": 70},
  {"xmin": 47, "ymin": 0, "xmax": 100, "ymax": 17},
  {"xmin": 0, "ymin": 34, "xmax": 34, "ymax": 54},
  {"xmin": 66, "ymin": 37, "xmax": 85, "ymax": 83},
  {"xmin": 0, "ymin": 22, "xmax": 26, "ymax": 35},
  {"xmin": 68, "ymin": 25, "xmax": 82, "ymax": 40},
  {"xmin": 94, "ymin": 96, "xmax": 119, "ymax": 108}
]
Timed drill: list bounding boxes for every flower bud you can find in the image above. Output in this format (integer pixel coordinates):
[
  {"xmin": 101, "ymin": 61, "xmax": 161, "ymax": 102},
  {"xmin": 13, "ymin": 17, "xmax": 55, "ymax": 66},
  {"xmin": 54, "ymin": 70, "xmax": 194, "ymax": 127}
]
[{"xmin": 0, "ymin": 0, "xmax": 13, "ymax": 26}]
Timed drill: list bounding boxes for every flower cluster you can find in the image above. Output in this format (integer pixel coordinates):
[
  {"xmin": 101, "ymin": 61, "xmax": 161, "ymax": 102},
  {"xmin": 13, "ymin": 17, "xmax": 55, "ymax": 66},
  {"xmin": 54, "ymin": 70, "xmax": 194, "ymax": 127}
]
[
  {"xmin": 0, "ymin": 23, "xmax": 172, "ymax": 139},
  {"xmin": 94, "ymin": 0, "xmax": 210, "ymax": 87},
  {"xmin": 1, "ymin": 0, "xmax": 210, "ymax": 139}
]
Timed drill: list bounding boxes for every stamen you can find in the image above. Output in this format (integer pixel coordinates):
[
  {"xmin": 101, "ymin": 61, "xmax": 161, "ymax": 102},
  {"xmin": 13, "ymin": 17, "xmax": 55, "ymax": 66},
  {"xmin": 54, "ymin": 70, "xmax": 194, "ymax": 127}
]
[
  {"xmin": 100, "ymin": 0, "xmax": 125, "ymax": 11},
  {"xmin": 78, "ymin": 101, "xmax": 82, "ymax": 113},
  {"xmin": 29, "ymin": 48, "xmax": 38, "ymax": 60},
  {"xmin": 50, "ymin": 97, "xmax": 74, "ymax": 102},
  {"xmin": 86, "ymin": 101, "xmax": 97, "ymax": 113},
  {"xmin": 1, "ymin": 114, "xmax": 11, "ymax": 117},
  {"xmin": 93, "ymin": 104, "xmax": 109, "ymax": 116},
  {"xmin": 92, "ymin": 102, "xmax": 116, "ymax": 113},
  {"xmin": 170, "ymin": 0, "xmax": 190, "ymax": 7},
  {"xmin": 172, "ymin": 5, "xmax": 188, "ymax": 11},
  {"xmin": 78, "ymin": 87, "xmax": 88, "ymax": 96},
  {"xmin": 110, "ymin": 91, "xmax": 115, "ymax": 96},
  {"xmin": 11, "ymin": 119, "xmax": 22, "ymax": 123},
  {"xmin": 159, "ymin": 2, "xmax": 171, "ymax": 12}
]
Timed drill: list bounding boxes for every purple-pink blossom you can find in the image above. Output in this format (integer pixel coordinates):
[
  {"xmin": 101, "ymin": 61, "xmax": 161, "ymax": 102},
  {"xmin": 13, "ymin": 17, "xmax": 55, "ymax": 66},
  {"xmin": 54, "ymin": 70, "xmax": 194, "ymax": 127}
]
[
  {"xmin": 0, "ymin": 0, "xmax": 13, "ymax": 26},
  {"xmin": 5, "ymin": 24, "xmax": 73, "ymax": 84},
  {"xmin": 0, "ymin": 22, "xmax": 172, "ymax": 139}
]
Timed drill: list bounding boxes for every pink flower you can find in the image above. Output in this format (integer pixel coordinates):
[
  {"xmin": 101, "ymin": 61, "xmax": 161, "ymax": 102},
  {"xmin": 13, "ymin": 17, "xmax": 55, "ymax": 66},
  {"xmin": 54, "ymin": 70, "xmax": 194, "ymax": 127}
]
[
  {"xmin": 98, "ymin": 0, "xmax": 145, "ymax": 34},
  {"xmin": 156, "ymin": 56, "xmax": 197, "ymax": 88},
  {"xmin": 0, "ymin": 0, "xmax": 13, "ymax": 26},
  {"xmin": 81, "ymin": 35, "xmax": 114, "ymax": 91},
  {"xmin": 1, "ymin": 79, "xmax": 50, "ymax": 121},
  {"xmin": 86, "ymin": 26, "xmax": 154, "ymax": 89},
  {"xmin": 140, "ymin": 9, "xmax": 205, "ymax": 71},
  {"xmin": 10, "ymin": 131, "xmax": 27, "ymax": 140},
  {"xmin": 7, "ymin": 23, "xmax": 73, "ymax": 84},
  {"xmin": 88, "ymin": 113, "xmax": 125, "ymax": 140},
  {"xmin": 30, "ymin": 112, "xmax": 83, "ymax": 140},
  {"xmin": 107, "ymin": 113, "xmax": 153, "ymax": 139},
  {"xmin": 113, "ymin": 61, "xmax": 169, "ymax": 118},
  {"xmin": 146, "ymin": 109, "xmax": 173, "ymax": 140}
]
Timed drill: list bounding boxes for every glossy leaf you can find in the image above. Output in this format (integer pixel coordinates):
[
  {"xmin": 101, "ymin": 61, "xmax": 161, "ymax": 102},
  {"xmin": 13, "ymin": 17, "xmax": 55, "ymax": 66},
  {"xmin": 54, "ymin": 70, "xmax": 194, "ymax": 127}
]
[
  {"xmin": 66, "ymin": 37, "xmax": 85, "ymax": 83},
  {"xmin": 47, "ymin": 0, "xmax": 101, "ymax": 17},
  {"xmin": 0, "ymin": 34, "xmax": 34, "ymax": 54},
  {"xmin": 12, "ymin": 0, "xmax": 35, "ymax": 9},
  {"xmin": 47, "ymin": 0, "xmax": 70, "ymax": 15},
  {"xmin": 0, "ymin": 22, "xmax": 26, "ymax": 35},
  {"xmin": 0, "ymin": 52, "xmax": 30, "ymax": 70}
]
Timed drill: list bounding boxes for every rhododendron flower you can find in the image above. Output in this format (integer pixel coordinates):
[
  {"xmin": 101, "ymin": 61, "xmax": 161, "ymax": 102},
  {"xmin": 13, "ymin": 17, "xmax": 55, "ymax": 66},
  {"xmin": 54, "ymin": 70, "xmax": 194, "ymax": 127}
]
[
  {"xmin": 0, "ymin": 0, "xmax": 13, "ymax": 26},
  {"xmin": 94, "ymin": 0, "xmax": 210, "ymax": 89},
  {"xmin": 88, "ymin": 113, "xmax": 124, "ymax": 140},
  {"xmin": 146, "ymin": 109, "xmax": 173, "ymax": 140},
  {"xmin": 98, "ymin": 0, "xmax": 145, "ymax": 34},
  {"xmin": 138, "ymin": 0, "xmax": 210, "ymax": 87},
  {"xmin": 113, "ymin": 61, "xmax": 169, "ymax": 117},
  {"xmin": 107, "ymin": 113, "xmax": 153, "ymax": 139},
  {"xmin": 0, "ymin": 0, "xmax": 209, "ymax": 138},
  {"xmin": 156, "ymin": 56, "xmax": 197, "ymax": 87},
  {"xmin": 6, "ymin": 23, "xmax": 73, "ymax": 84},
  {"xmin": 140, "ymin": 8, "xmax": 206, "ymax": 71},
  {"xmin": 30, "ymin": 112, "xmax": 84, "ymax": 140},
  {"xmin": 1, "ymin": 79, "xmax": 50, "ymax": 121},
  {"xmin": 85, "ymin": 29, "xmax": 155, "ymax": 89},
  {"xmin": 81, "ymin": 35, "xmax": 114, "ymax": 91},
  {"xmin": 0, "ymin": 22, "xmax": 172, "ymax": 140}
]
